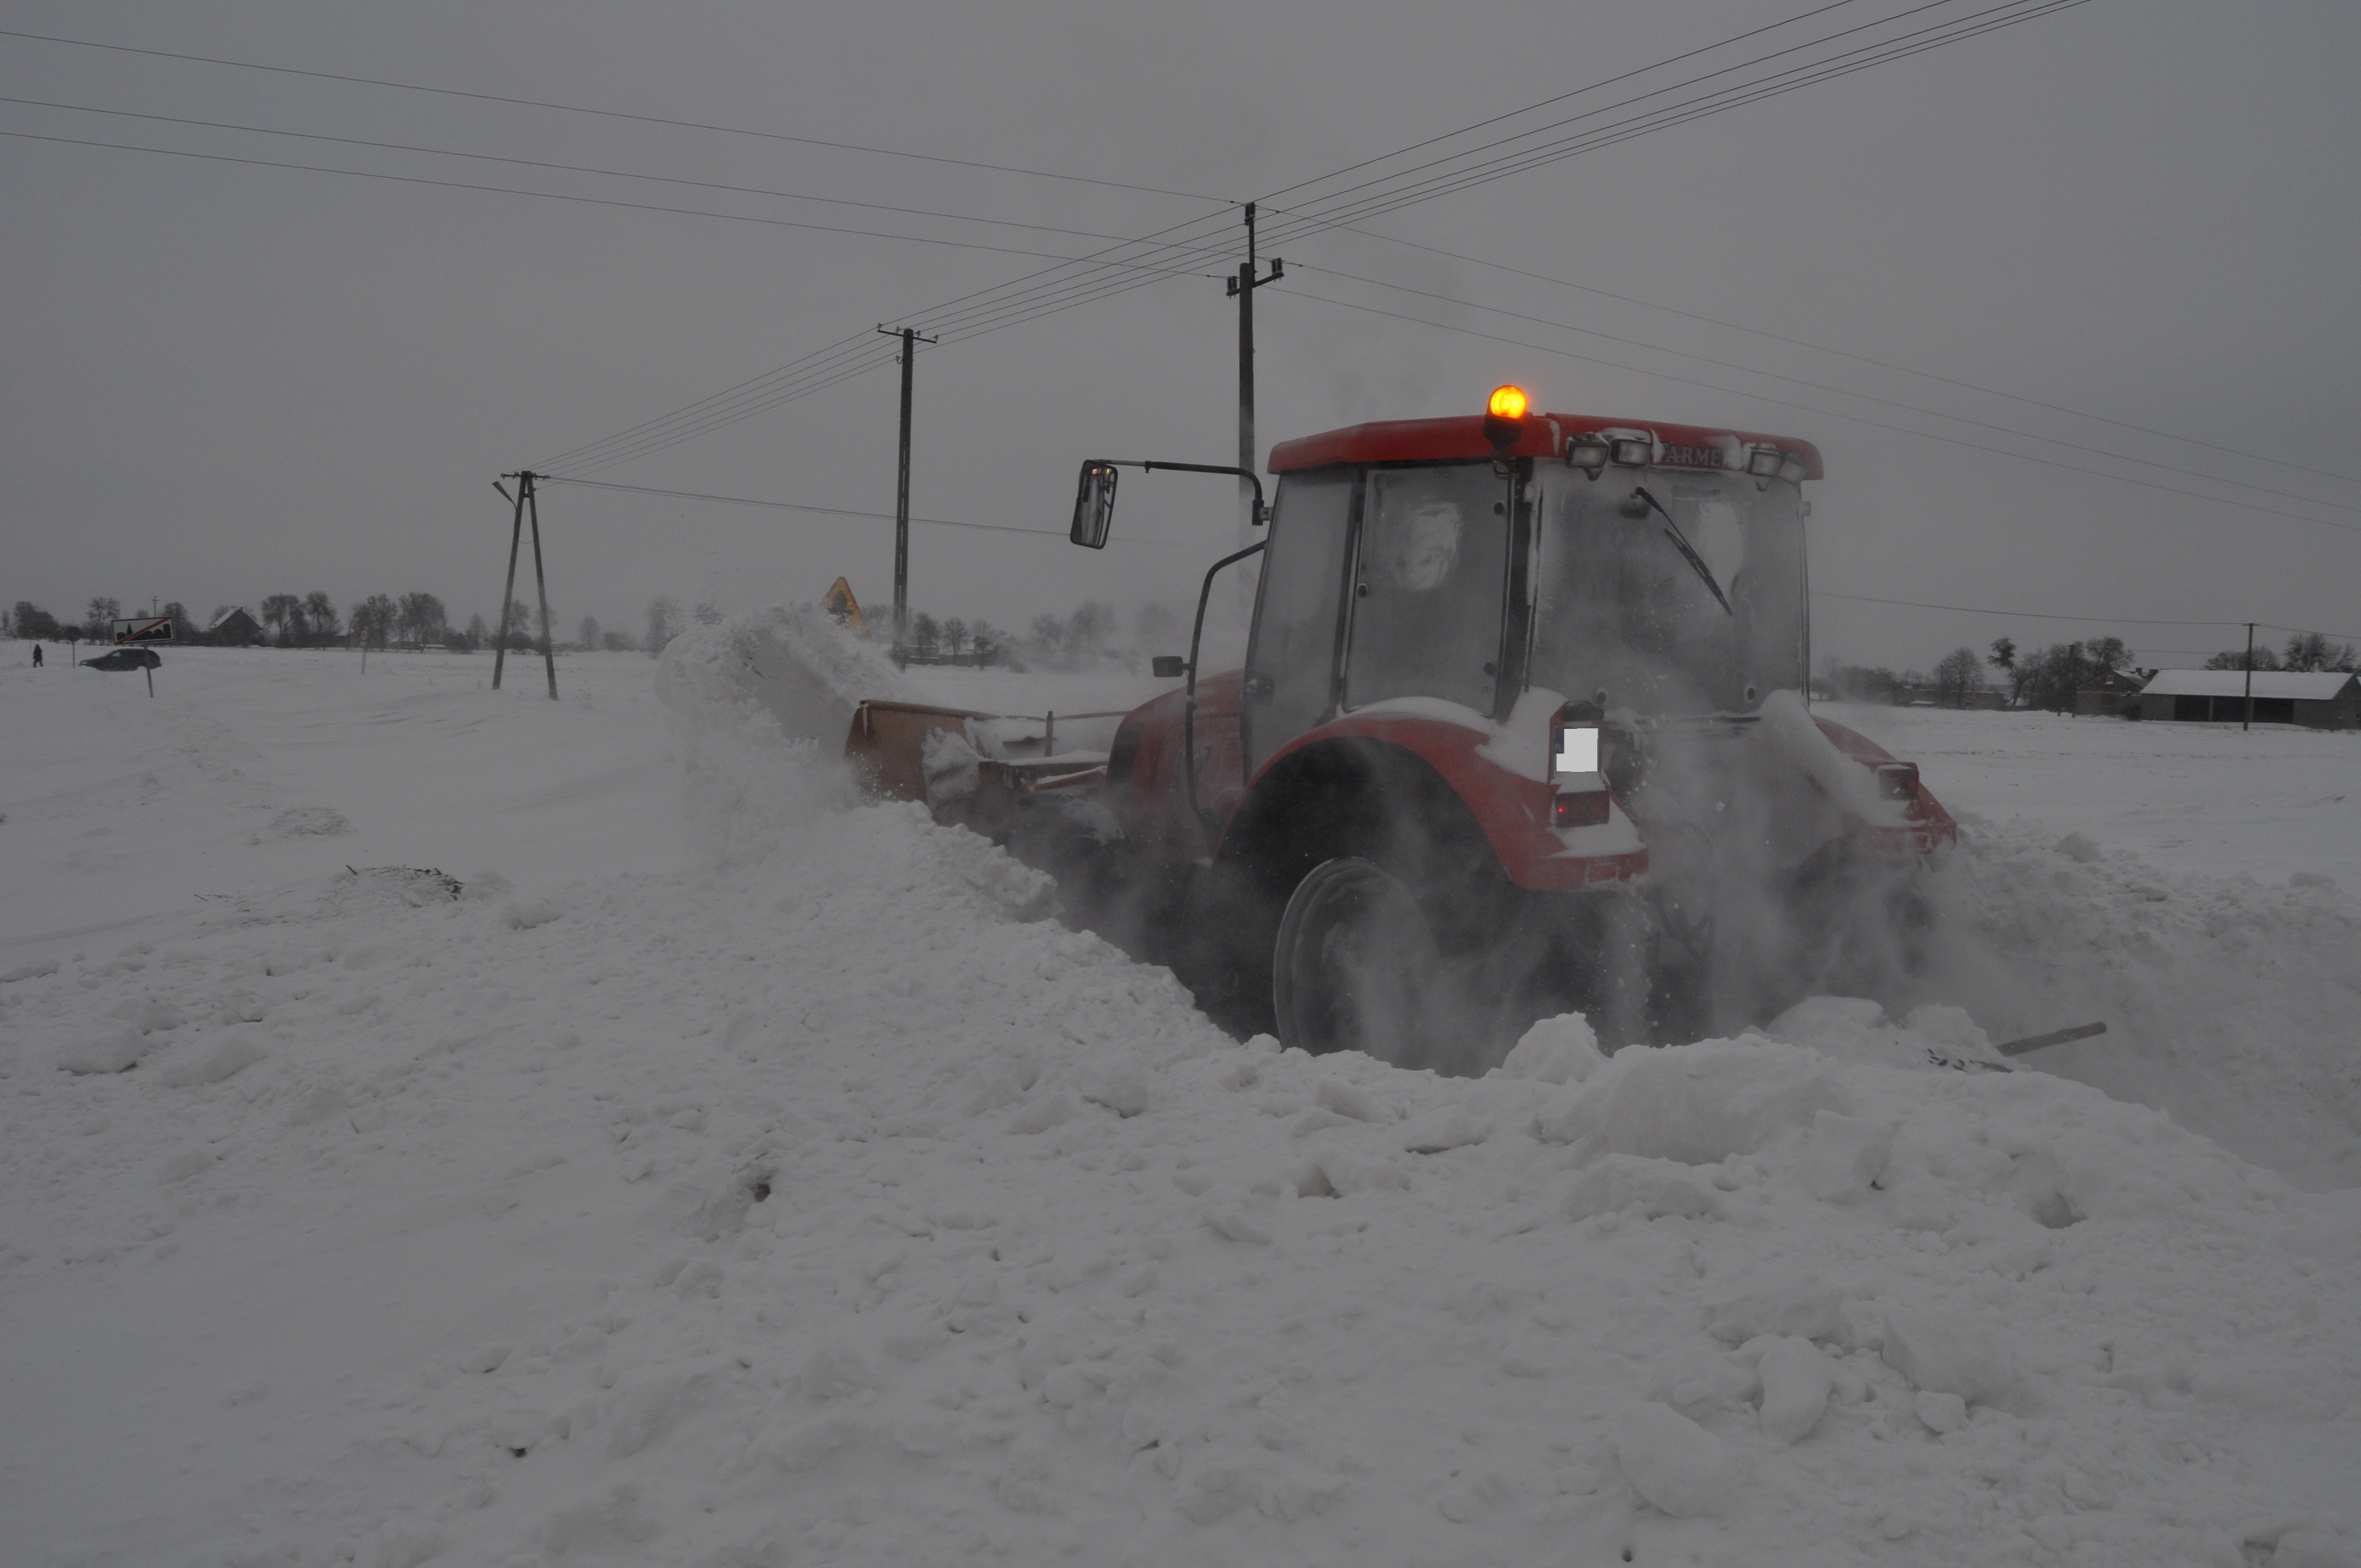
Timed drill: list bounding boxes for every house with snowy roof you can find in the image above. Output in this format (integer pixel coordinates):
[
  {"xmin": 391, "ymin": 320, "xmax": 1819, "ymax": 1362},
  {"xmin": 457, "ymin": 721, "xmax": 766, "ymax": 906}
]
[
  {"xmin": 204, "ymin": 606, "xmax": 265, "ymax": 646},
  {"xmin": 2135, "ymin": 669, "xmax": 2360, "ymax": 729},
  {"xmin": 2074, "ymin": 665, "xmax": 2151, "ymax": 717}
]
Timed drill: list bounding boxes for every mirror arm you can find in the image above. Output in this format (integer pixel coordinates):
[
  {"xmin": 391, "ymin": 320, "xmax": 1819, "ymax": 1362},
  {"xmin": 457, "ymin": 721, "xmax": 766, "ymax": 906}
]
[
  {"xmin": 1103, "ymin": 460, "xmax": 1269, "ymax": 525},
  {"xmin": 1184, "ymin": 539, "xmax": 1268, "ymax": 835}
]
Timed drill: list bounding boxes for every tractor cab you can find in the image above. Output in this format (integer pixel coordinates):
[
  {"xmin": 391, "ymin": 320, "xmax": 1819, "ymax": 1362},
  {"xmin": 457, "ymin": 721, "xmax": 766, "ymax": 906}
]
[{"xmin": 1244, "ymin": 398, "xmax": 1817, "ymax": 771}]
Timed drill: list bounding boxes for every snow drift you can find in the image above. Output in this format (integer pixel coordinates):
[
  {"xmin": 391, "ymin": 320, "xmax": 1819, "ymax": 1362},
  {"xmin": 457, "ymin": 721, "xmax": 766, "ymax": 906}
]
[{"xmin": 1, "ymin": 624, "xmax": 2356, "ymax": 1567}]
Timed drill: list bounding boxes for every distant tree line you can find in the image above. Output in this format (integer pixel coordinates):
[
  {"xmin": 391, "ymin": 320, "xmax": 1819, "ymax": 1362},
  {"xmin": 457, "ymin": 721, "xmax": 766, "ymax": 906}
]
[
  {"xmin": 1823, "ymin": 627, "xmax": 2357, "ymax": 716},
  {"xmin": 902, "ymin": 611, "xmax": 1010, "ymax": 667},
  {"xmin": 2202, "ymin": 631, "xmax": 2356, "ymax": 674},
  {"xmin": 7, "ymin": 592, "xmax": 647, "ymax": 655}
]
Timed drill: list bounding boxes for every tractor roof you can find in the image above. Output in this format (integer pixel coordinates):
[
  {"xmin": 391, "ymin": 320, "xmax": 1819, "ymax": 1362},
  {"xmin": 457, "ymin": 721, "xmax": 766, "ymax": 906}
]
[{"xmin": 1267, "ymin": 413, "xmax": 1824, "ymax": 479}]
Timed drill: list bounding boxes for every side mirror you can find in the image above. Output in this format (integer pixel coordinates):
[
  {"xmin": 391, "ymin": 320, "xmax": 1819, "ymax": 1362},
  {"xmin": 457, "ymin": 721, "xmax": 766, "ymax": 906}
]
[
  {"xmin": 1070, "ymin": 460, "xmax": 1118, "ymax": 549},
  {"xmin": 1151, "ymin": 654, "xmax": 1187, "ymax": 679}
]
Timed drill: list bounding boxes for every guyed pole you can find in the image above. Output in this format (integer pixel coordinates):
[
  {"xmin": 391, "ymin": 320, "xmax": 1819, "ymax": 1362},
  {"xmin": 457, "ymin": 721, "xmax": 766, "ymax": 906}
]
[{"xmin": 493, "ymin": 475, "xmax": 526, "ymax": 690}]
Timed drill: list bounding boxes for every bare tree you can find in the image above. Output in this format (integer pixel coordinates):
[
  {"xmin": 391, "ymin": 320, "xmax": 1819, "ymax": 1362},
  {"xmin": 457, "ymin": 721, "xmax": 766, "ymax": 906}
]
[
  {"xmin": 350, "ymin": 594, "xmax": 397, "ymax": 649},
  {"xmin": 396, "ymin": 592, "xmax": 447, "ymax": 647},
  {"xmin": 577, "ymin": 615, "xmax": 601, "ymax": 651},
  {"xmin": 2283, "ymin": 631, "xmax": 2358, "ymax": 672},
  {"xmin": 1933, "ymin": 648, "xmax": 1984, "ymax": 708},
  {"xmin": 302, "ymin": 592, "xmax": 340, "ymax": 643},
  {"xmin": 84, "ymin": 596, "xmax": 122, "ymax": 638},
  {"xmin": 259, "ymin": 593, "xmax": 303, "ymax": 646}
]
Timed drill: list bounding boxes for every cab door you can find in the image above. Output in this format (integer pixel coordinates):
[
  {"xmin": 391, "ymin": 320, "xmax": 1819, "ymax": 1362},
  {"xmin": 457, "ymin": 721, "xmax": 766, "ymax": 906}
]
[
  {"xmin": 1343, "ymin": 464, "xmax": 1513, "ymax": 717},
  {"xmin": 1242, "ymin": 472, "xmax": 1357, "ymax": 774}
]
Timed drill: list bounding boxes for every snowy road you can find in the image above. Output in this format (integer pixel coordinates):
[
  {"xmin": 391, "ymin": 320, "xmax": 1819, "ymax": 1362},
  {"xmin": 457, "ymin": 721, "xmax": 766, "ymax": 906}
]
[{"xmin": 2, "ymin": 632, "xmax": 2357, "ymax": 1566}]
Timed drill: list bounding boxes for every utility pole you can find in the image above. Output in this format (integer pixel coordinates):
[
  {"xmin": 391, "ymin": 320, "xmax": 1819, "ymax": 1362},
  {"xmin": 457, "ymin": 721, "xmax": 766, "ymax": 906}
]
[
  {"xmin": 492, "ymin": 470, "xmax": 559, "ymax": 699},
  {"xmin": 1226, "ymin": 204, "xmax": 1284, "ymax": 546},
  {"xmin": 2242, "ymin": 621, "xmax": 2255, "ymax": 731},
  {"xmin": 877, "ymin": 324, "xmax": 937, "ymax": 662}
]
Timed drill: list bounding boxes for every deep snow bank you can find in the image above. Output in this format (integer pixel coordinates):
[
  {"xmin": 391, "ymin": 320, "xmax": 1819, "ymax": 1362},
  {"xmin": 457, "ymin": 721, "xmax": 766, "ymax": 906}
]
[
  {"xmin": 1914, "ymin": 819, "xmax": 2361, "ymax": 1191},
  {"xmin": 2, "ymin": 625, "xmax": 2357, "ymax": 1567}
]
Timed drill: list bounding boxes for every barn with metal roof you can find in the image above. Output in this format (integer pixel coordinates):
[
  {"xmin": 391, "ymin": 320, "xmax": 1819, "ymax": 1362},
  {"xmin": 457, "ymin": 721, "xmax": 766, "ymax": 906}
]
[{"xmin": 2135, "ymin": 670, "xmax": 2360, "ymax": 728}]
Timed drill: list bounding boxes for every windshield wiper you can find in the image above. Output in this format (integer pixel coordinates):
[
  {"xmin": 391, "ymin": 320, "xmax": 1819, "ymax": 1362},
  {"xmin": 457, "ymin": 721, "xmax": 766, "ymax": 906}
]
[{"xmin": 1632, "ymin": 486, "xmax": 1733, "ymax": 618}]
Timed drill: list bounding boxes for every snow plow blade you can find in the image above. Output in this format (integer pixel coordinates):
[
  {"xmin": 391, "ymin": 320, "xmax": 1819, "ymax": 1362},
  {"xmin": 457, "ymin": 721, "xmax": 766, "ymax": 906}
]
[{"xmin": 844, "ymin": 699, "xmax": 1110, "ymax": 834}]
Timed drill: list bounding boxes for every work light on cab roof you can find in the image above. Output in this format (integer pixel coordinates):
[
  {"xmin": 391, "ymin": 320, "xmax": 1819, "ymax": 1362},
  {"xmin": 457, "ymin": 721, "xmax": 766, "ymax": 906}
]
[{"xmin": 1483, "ymin": 384, "xmax": 1530, "ymax": 453}]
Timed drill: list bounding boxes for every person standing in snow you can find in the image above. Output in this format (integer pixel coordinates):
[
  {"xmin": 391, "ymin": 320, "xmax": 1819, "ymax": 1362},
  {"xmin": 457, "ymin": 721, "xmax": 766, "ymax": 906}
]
[{"xmin": 31, "ymin": 643, "xmax": 41, "ymax": 667}]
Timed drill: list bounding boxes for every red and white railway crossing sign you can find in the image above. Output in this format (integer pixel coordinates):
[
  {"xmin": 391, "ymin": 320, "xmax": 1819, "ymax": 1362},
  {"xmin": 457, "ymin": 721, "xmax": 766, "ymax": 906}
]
[{"xmin": 113, "ymin": 616, "xmax": 173, "ymax": 644}]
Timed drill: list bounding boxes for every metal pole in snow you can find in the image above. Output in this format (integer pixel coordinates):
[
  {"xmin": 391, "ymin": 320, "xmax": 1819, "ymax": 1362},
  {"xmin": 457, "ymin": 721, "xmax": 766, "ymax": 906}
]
[
  {"xmin": 525, "ymin": 472, "xmax": 557, "ymax": 700},
  {"xmin": 894, "ymin": 327, "xmax": 913, "ymax": 656},
  {"xmin": 2243, "ymin": 621, "xmax": 2255, "ymax": 731},
  {"xmin": 1226, "ymin": 204, "xmax": 1284, "ymax": 550},
  {"xmin": 877, "ymin": 324, "xmax": 933, "ymax": 663},
  {"xmin": 493, "ymin": 476, "xmax": 527, "ymax": 690},
  {"xmin": 1237, "ymin": 205, "xmax": 1255, "ymax": 547}
]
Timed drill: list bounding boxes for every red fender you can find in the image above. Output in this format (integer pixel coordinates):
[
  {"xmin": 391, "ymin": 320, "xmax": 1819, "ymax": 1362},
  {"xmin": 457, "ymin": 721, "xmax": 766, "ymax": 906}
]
[{"xmin": 1224, "ymin": 709, "xmax": 1646, "ymax": 893}]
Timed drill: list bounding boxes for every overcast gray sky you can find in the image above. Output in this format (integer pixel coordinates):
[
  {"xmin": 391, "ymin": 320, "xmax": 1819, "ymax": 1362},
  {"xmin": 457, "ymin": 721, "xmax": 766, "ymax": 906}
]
[{"xmin": 5, "ymin": 0, "xmax": 2357, "ymax": 670}]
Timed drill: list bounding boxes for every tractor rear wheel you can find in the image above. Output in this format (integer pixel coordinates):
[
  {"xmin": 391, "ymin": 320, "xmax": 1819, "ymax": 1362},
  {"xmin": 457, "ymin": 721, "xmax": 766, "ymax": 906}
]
[{"xmin": 1272, "ymin": 856, "xmax": 1461, "ymax": 1071}]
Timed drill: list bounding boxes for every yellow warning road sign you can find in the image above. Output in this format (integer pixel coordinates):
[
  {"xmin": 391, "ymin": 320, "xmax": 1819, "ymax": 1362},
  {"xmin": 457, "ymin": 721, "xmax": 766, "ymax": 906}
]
[{"xmin": 823, "ymin": 577, "xmax": 866, "ymax": 633}]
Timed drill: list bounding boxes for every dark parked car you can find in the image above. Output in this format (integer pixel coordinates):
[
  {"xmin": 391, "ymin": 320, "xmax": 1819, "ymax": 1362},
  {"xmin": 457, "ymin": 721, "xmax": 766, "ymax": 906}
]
[{"xmin": 82, "ymin": 647, "xmax": 161, "ymax": 671}]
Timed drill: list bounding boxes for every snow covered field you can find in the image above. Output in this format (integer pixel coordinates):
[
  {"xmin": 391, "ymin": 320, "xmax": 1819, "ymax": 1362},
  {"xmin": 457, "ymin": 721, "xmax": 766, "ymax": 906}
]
[
  {"xmin": 1823, "ymin": 702, "xmax": 2361, "ymax": 895},
  {"xmin": 3, "ymin": 631, "xmax": 2357, "ymax": 1567}
]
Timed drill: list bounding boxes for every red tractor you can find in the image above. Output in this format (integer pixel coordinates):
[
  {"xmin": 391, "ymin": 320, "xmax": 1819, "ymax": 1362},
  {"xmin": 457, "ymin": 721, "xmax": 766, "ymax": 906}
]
[{"xmin": 851, "ymin": 389, "xmax": 1956, "ymax": 1068}]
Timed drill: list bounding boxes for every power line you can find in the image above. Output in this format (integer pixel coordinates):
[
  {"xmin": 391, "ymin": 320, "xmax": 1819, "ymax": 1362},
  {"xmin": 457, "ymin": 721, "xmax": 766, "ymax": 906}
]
[
  {"xmin": 1812, "ymin": 591, "xmax": 2239, "ymax": 627},
  {"xmin": 545, "ymin": 0, "xmax": 2083, "ymax": 473},
  {"xmin": 0, "ymin": 25, "xmax": 1227, "ymax": 202},
  {"xmin": 1245, "ymin": 0, "xmax": 2090, "ymax": 247},
  {"xmin": 1288, "ymin": 259, "xmax": 2361, "ymax": 522},
  {"xmin": 1314, "ymin": 224, "xmax": 2361, "ymax": 492},
  {"xmin": 1267, "ymin": 282, "xmax": 2361, "ymax": 539},
  {"xmin": 16, "ymin": 7, "xmax": 2104, "ymax": 485},
  {"xmin": 1256, "ymin": 0, "xmax": 1872, "ymax": 202},
  {"xmin": 0, "ymin": 127, "xmax": 1230, "ymax": 274},
  {"xmin": 0, "ymin": 93, "xmax": 1184, "ymax": 248},
  {"xmin": 537, "ymin": 475, "xmax": 1195, "ymax": 549}
]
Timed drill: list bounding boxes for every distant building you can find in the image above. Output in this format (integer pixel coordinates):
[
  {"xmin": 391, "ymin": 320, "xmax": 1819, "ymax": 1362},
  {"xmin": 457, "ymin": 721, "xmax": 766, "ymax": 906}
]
[
  {"xmin": 2075, "ymin": 666, "xmax": 2151, "ymax": 717},
  {"xmin": 2135, "ymin": 669, "xmax": 2361, "ymax": 729},
  {"xmin": 205, "ymin": 606, "xmax": 265, "ymax": 646}
]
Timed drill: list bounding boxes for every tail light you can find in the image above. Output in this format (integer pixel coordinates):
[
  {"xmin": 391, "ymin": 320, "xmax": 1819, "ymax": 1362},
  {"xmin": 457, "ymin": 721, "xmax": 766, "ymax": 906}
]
[
  {"xmin": 1554, "ymin": 790, "xmax": 1612, "ymax": 827},
  {"xmin": 1875, "ymin": 762, "xmax": 1919, "ymax": 799}
]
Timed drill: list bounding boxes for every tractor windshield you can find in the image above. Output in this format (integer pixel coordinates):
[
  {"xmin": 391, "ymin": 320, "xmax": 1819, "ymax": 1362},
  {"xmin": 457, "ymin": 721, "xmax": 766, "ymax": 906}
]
[{"xmin": 1526, "ymin": 468, "xmax": 1807, "ymax": 716}]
